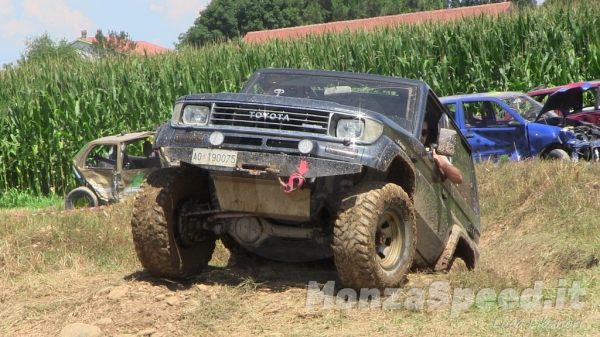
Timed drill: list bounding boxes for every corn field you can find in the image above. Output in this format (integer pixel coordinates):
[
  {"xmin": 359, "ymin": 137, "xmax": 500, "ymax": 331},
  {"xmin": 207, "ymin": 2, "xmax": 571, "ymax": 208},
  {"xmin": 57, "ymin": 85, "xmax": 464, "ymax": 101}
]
[{"xmin": 1, "ymin": 1, "xmax": 599, "ymax": 196}]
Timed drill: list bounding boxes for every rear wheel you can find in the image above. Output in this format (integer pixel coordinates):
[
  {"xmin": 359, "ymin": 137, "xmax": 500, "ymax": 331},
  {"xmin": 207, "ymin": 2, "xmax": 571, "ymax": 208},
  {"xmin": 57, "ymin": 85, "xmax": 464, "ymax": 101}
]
[
  {"xmin": 65, "ymin": 187, "xmax": 98, "ymax": 210},
  {"xmin": 546, "ymin": 149, "xmax": 570, "ymax": 161},
  {"xmin": 333, "ymin": 183, "xmax": 416, "ymax": 290},
  {"xmin": 131, "ymin": 167, "xmax": 216, "ymax": 278}
]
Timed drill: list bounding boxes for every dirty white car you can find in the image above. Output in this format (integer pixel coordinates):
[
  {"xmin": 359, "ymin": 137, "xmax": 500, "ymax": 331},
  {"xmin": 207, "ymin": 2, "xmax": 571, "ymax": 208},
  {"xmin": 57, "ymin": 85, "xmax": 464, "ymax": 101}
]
[{"xmin": 66, "ymin": 131, "xmax": 162, "ymax": 210}]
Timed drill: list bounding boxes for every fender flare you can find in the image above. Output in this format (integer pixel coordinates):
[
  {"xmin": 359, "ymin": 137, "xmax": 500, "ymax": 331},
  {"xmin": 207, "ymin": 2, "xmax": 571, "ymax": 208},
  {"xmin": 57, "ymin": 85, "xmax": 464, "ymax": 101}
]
[
  {"xmin": 374, "ymin": 141, "xmax": 417, "ymax": 197},
  {"xmin": 434, "ymin": 224, "xmax": 480, "ymax": 272}
]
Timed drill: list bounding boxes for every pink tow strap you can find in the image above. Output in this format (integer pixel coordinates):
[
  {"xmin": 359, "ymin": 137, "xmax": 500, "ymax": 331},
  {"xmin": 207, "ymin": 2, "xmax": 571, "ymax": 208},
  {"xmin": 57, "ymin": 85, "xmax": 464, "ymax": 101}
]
[{"xmin": 278, "ymin": 160, "xmax": 309, "ymax": 194}]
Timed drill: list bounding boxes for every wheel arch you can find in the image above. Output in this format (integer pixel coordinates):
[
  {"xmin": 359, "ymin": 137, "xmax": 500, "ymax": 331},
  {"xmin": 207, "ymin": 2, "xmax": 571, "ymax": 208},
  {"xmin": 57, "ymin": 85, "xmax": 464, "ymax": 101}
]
[
  {"xmin": 434, "ymin": 224, "xmax": 480, "ymax": 272},
  {"xmin": 539, "ymin": 144, "xmax": 569, "ymax": 158},
  {"xmin": 387, "ymin": 155, "xmax": 416, "ymax": 197},
  {"xmin": 377, "ymin": 146, "xmax": 417, "ymax": 198}
]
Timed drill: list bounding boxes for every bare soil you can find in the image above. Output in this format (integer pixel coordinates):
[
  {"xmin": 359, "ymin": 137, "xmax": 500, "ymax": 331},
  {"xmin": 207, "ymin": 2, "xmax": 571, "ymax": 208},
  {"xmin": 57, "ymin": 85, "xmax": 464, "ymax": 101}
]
[
  {"xmin": 3, "ymin": 239, "xmax": 597, "ymax": 337},
  {"xmin": 2, "ymin": 161, "xmax": 599, "ymax": 336}
]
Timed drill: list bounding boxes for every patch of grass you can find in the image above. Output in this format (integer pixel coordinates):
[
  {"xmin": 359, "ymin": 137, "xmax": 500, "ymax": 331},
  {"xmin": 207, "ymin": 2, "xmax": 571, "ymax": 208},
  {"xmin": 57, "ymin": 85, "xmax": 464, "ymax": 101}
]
[
  {"xmin": 208, "ymin": 241, "xmax": 231, "ymax": 268},
  {"xmin": 0, "ymin": 188, "xmax": 63, "ymax": 209},
  {"xmin": 476, "ymin": 160, "xmax": 600, "ymax": 284},
  {"xmin": 0, "ymin": 199, "xmax": 137, "ymax": 282}
]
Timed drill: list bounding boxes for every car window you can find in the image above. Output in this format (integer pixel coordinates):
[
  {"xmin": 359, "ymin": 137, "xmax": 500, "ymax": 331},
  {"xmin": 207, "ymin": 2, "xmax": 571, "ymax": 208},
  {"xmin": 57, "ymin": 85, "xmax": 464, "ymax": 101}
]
[
  {"xmin": 581, "ymin": 89, "xmax": 598, "ymax": 110},
  {"xmin": 444, "ymin": 103, "xmax": 457, "ymax": 121},
  {"xmin": 488, "ymin": 101, "xmax": 516, "ymax": 123},
  {"xmin": 462, "ymin": 101, "xmax": 495, "ymax": 127},
  {"xmin": 441, "ymin": 112, "xmax": 475, "ymax": 202},
  {"xmin": 501, "ymin": 95, "xmax": 541, "ymax": 120},
  {"xmin": 125, "ymin": 138, "xmax": 149, "ymax": 157},
  {"xmin": 422, "ymin": 92, "xmax": 447, "ymax": 146},
  {"xmin": 85, "ymin": 144, "xmax": 117, "ymax": 169}
]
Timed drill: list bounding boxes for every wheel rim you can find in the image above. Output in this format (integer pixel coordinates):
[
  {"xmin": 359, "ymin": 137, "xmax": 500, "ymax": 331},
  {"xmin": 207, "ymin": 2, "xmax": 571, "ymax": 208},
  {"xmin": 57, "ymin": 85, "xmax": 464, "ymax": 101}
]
[
  {"xmin": 176, "ymin": 200, "xmax": 214, "ymax": 248},
  {"xmin": 375, "ymin": 207, "xmax": 406, "ymax": 271},
  {"xmin": 176, "ymin": 200, "xmax": 199, "ymax": 248},
  {"xmin": 73, "ymin": 196, "xmax": 90, "ymax": 208}
]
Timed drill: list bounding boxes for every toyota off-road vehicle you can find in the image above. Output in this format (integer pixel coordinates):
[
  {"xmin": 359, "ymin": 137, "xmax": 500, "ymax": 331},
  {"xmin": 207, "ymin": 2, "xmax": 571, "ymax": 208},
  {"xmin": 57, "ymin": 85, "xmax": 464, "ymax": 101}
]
[{"xmin": 131, "ymin": 68, "xmax": 481, "ymax": 290}]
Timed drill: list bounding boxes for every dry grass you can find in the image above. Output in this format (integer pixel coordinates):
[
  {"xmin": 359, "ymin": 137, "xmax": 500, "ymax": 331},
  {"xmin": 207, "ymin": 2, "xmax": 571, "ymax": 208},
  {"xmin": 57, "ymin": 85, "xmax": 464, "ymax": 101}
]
[
  {"xmin": 476, "ymin": 160, "xmax": 600, "ymax": 284},
  {"xmin": 0, "ymin": 160, "xmax": 599, "ymax": 336}
]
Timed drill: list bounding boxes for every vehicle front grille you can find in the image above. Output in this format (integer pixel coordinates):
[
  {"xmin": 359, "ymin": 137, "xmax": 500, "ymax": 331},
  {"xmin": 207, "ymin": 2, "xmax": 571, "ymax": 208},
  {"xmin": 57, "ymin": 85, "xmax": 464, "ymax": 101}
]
[{"xmin": 210, "ymin": 103, "xmax": 330, "ymax": 135}]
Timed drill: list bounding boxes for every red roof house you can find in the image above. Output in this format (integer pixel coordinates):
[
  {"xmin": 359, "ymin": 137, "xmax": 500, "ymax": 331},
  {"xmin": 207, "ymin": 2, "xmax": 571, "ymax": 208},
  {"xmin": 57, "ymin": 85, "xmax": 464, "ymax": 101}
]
[
  {"xmin": 242, "ymin": 2, "xmax": 513, "ymax": 44},
  {"xmin": 70, "ymin": 30, "xmax": 173, "ymax": 57}
]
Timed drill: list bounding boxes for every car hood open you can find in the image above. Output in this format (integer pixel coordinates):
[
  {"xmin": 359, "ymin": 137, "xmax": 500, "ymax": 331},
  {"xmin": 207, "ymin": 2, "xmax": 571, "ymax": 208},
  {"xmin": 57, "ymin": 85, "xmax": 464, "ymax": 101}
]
[{"xmin": 535, "ymin": 82, "xmax": 592, "ymax": 121}]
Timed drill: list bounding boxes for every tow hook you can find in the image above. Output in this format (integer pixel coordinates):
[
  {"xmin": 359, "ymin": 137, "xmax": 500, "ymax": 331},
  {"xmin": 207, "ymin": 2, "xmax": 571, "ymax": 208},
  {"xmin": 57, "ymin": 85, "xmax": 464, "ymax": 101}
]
[
  {"xmin": 276, "ymin": 159, "xmax": 309, "ymax": 194},
  {"xmin": 278, "ymin": 173, "xmax": 306, "ymax": 194}
]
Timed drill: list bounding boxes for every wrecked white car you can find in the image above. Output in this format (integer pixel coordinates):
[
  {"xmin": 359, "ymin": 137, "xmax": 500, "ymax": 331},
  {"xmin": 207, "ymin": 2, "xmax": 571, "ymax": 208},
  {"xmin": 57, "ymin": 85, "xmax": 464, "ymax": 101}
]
[{"xmin": 65, "ymin": 131, "xmax": 162, "ymax": 210}]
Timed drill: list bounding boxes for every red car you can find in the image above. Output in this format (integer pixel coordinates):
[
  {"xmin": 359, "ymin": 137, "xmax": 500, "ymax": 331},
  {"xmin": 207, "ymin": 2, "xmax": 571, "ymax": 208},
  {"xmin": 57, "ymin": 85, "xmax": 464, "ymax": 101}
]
[{"xmin": 527, "ymin": 80, "xmax": 600, "ymax": 126}]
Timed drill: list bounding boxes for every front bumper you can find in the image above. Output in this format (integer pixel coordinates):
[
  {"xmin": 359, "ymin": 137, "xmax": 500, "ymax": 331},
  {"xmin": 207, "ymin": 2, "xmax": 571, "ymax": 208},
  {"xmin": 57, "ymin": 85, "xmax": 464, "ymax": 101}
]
[{"xmin": 160, "ymin": 147, "xmax": 363, "ymax": 178}]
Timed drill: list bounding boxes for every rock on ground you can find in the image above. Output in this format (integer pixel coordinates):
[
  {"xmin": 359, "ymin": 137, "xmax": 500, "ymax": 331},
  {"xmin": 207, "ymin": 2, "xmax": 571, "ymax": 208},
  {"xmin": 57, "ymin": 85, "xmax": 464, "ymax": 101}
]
[{"xmin": 58, "ymin": 323, "xmax": 102, "ymax": 337}]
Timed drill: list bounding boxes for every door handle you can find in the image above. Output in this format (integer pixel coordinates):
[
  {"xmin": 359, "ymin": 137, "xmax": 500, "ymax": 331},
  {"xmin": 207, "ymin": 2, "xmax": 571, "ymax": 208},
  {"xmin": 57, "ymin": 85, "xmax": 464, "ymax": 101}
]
[{"xmin": 464, "ymin": 133, "xmax": 474, "ymax": 138}]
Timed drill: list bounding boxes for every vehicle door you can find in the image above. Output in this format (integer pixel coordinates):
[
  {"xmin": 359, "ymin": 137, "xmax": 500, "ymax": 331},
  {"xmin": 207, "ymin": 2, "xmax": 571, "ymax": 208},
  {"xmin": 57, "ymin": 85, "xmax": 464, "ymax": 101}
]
[
  {"xmin": 78, "ymin": 144, "xmax": 118, "ymax": 202},
  {"xmin": 438, "ymin": 112, "xmax": 480, "ymax": 242},
  {"xmin": 456, "ymin": 99, "xmax": 528, "ymax": 161},
  {"xmin": 411, "ymin": 93, "xmax": 452, "ymax": 266},
  {"xmin": 116, "ymin": 138, "xmax": 161, "ymax": 200}
]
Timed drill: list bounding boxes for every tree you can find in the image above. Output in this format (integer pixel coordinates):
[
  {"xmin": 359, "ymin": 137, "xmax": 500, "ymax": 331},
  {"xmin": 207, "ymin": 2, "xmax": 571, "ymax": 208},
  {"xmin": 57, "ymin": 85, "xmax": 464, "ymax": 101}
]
[
  {"xmin": 178, "ymin": 0, "xmax": 305, "ymax": 47},
  {"xmin": 178, "ymin": 0, "xmax": 470, "ymax": 47},
  {"xmin": 91, "ymin": 29, "xmax": 138, "ymax": 57},
  {"xmin": 21, "ymin": 32, "xmax": 79, "ymax": 63}
]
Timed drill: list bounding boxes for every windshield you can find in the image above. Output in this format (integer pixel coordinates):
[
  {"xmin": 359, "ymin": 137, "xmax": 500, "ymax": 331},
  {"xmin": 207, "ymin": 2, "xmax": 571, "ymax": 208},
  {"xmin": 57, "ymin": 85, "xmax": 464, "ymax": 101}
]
[
  {"xmin": 500, "ymin": 94, "xmax": 552, "ymax": 121},
  {"xmin": 240, "ymin": 71, "xmax": 419, "ymax": 132}
]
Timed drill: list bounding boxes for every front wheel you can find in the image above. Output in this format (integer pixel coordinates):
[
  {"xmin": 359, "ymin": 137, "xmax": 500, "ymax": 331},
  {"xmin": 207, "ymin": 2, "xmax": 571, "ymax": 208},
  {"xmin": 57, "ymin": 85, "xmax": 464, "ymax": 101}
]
[
  {"xmin": 65, "ymin": 186, "xmax": 99, "ymax": 210},
  {"xmin": 333, "ymin": 183, "xmax": 416, "ymax": 290},
  {"xmin": 131, "ymin": 167, "xmax": 216, "ymax": 278},
  {"xmin": 546, "ymin": 149, "xmax": 571, "ymax": 161}
]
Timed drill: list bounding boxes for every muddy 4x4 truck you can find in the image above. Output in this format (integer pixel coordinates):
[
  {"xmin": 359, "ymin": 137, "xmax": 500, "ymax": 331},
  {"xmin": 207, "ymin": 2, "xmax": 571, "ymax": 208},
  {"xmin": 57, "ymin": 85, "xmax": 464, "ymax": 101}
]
[{"xmin": 131, "ymin": 68, "xmax": 481, "ymax": 290}]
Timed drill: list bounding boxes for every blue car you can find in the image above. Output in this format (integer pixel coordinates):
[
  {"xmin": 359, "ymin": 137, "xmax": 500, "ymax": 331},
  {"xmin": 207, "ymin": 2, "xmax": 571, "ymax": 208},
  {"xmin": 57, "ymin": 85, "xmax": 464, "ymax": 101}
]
[{"xmin": 440, "ymin": 91, "xmax": 600, "ymax": 162}]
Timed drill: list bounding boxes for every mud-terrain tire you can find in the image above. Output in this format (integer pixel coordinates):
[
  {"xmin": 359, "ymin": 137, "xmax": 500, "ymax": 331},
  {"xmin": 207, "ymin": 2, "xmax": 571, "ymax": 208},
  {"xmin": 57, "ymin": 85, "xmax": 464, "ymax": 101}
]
[
  {"xmin": 131, "ymin": 167, "xmax": 216, "ymax": 278},
  {"xmin": 333, "ymin": 183, "xmax": 416, "ymax": 290},
  {"xmin": 547, "ymin": 149, "xmax": 570, "ymax": 161},
  {"xmin": 65, "ymin": 186, "xmax": 98, "ymax": 210}
]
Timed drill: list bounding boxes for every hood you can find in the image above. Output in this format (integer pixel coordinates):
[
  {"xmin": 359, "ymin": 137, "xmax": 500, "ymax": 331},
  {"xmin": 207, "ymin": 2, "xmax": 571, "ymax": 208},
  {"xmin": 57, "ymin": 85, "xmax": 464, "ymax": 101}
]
[
  {"xmin": 178, "ymin": 92, "xmax": 384, "ymax": 118},
  {"xmin": 535, "ymin": 82, "xmax": 592, "ymax": 121}
]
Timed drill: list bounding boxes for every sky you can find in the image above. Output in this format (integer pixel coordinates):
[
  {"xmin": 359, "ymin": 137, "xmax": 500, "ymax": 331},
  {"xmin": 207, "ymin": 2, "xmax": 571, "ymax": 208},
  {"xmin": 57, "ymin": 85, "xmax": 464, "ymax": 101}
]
[
  {"xmin": 0, "ymin": 0, "xmax": 210, "ymax": 65},
  {"xmin": 1, "ymin": 0, "xmax": 548, "ymax": 65}
]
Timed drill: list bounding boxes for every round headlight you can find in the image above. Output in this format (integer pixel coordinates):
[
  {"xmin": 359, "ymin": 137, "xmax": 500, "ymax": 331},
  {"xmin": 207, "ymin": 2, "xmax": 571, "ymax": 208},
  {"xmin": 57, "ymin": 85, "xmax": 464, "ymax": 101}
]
[
  {"xmin": 298, "ymin": 139, "xmax": 314, "ymax": 154},
  {"xmin": 209, "ymin": 131, "xmax": 225, "ymax": 146}
]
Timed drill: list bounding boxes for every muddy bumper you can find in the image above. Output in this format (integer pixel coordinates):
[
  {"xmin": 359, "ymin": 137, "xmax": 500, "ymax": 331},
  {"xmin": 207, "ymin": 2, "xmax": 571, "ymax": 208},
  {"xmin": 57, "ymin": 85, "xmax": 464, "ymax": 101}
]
[{"xmin": 160, "ymin": 147, "xmax": 363, "ymax": 178}]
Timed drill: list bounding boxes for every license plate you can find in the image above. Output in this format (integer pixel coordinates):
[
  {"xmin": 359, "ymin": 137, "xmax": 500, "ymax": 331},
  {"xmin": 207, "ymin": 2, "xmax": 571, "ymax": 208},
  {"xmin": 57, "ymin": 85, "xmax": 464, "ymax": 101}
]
[{"xmin": 191, "ymin": 149, "xmax": 238, "ymax": 167}]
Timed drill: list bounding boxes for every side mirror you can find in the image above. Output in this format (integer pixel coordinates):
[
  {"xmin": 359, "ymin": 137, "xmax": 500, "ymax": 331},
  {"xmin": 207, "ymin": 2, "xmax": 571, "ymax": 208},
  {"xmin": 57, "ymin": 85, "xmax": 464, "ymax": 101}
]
[
  {"xmin": 507, "ymin": 120, "xmax": 521, "ymax": 127},
  {"xmin": 435, "ymin": 128, "xmax": 458, "ymax": 157}
]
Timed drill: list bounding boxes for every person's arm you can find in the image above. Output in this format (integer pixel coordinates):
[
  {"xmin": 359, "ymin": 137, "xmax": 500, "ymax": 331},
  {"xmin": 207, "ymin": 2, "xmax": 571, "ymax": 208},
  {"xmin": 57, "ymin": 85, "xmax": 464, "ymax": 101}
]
[{"xmin": 433, "ymin": 153, "xmax": 463, "ymax": 184}]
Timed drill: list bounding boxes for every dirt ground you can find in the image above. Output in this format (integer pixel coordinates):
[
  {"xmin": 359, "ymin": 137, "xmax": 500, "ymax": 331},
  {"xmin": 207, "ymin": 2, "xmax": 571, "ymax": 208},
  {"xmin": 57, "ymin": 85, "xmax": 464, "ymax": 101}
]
[
  {"xmin": 4, "ymin": 160, "xmax": 600, "ymax": 337},
  {"xmin": 2, "ymin": 240, "xmax": 596, "ymax": 337}
]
